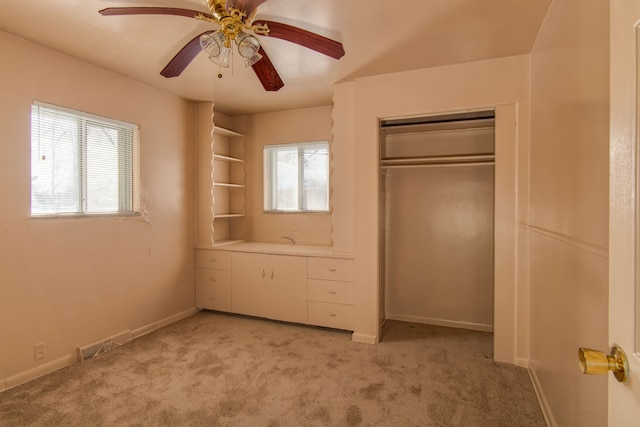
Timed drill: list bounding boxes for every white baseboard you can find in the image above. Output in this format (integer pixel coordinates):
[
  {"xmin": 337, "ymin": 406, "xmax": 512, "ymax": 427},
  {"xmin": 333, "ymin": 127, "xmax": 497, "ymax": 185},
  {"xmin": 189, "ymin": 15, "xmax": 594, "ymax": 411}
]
[
  {"xmin": 528, "ymin": 364, "xmax": 557, "ymax": 427},
  {"xmin": 351, "ymin": 332, "xmax": 379, "ymax": 344},
  {"xmin": 131, "ymin": 307, "xmax": 198, "ymax": 339},
  {"xmin": 0, "ymin": 307, "xmax": 199, "ymax": 393},
  {"xmin": 514, "ymin": 357, "xmax": 529, "ymax": 368},
  {"xmin": 1, "ymin": 353, "xmax": 77, "ymax": 393},
  {"xmin": 385, "ymin": 313, "xmax": 494, "ymax": 333}
]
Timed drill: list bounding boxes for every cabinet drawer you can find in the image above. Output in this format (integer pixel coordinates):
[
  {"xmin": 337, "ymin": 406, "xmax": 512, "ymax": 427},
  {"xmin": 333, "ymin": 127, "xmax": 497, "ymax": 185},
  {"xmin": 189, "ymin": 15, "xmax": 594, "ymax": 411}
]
[
  {"xmin": 196, "ymin": 270, "xmax": 231, "ymax": 312},
  {"xmin": 196, "ymin": 268, "xmax": 231, "ymax": 287},
  {"xmin": 308, "ymin": 301, "xmax": 353, "ymax": 331},
  {"xmin": 196, "ymin": 249, "xmax": 231, "ymax": 270},
  {"xmin": 307, "ymin": 257, "xmax": 354, "ymax": 282},
  {"xmin": 308, "ymin": 279, "xmax": 353, "ymax": 305}
]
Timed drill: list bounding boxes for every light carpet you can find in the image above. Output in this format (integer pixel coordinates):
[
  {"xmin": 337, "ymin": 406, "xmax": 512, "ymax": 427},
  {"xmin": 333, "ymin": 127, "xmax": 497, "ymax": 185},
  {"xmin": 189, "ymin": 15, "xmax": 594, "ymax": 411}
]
[{"xmin": 0, "ymin": 311, "xmax": 546, "ymax": 426}]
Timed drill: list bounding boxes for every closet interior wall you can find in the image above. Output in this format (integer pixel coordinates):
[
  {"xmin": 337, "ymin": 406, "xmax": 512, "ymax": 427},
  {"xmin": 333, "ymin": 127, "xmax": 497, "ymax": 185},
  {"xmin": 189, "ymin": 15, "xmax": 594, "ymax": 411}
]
[{"xmin": 380, "ymin": 113, "xmax": 496, "ymax": 332}]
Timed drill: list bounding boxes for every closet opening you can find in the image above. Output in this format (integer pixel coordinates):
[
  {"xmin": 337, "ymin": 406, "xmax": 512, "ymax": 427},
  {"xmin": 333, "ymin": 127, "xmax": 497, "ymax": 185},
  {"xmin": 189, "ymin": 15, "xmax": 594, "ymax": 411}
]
[{"xmin": 379, "ymin": 110, "xmax": 496, "ymax": 348}]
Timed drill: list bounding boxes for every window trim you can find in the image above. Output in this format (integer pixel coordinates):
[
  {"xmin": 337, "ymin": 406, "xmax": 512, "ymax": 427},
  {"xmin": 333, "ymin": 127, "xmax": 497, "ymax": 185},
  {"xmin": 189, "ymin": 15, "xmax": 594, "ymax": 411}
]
[
  {"xmin": 30, "ymin": 101, "xmax": 140, "ymax": 218},
  {"xmin": 263, "ymin": 140, "xmax": 330, "ymax": 213}
]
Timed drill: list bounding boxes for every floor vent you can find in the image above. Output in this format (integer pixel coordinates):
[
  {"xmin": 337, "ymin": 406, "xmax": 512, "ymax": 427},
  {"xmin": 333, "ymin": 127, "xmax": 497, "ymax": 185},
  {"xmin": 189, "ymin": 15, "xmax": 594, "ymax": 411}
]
[{"xmin": 76, "ymin": 330, "xmax": 132, "ymax": 362}]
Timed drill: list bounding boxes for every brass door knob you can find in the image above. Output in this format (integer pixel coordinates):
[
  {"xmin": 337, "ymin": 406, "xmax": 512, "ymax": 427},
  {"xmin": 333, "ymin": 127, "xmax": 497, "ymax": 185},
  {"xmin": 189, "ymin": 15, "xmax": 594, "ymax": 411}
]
[{"xmin": 578, "ymin": 345, "xmax": 629, "ymax": 383}]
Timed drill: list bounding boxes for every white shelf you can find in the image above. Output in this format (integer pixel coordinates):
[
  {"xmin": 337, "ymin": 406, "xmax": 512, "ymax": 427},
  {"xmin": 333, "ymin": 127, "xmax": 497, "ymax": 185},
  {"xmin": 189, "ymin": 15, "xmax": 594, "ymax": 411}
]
[
  {"xmin": 215, "ymin": 213, "xmax": 245, "ymax": 218},
  {"xmin": 214, "ymin": 154, "xmax": 244, "ymax": 163},
  {"xmin": 381, "ymin": 153, "xmax": 495, "ymax": 168},
  {"xmin": 213, "ymin": 126, "xmax": 244, "ymax": 138},
  {"xmin": 212, "ymin": 239, "xmax": 244, "ymax": 247},
  {"xmin": 214, "ymin": 182, "xmax": 244, "ymax": 188}
]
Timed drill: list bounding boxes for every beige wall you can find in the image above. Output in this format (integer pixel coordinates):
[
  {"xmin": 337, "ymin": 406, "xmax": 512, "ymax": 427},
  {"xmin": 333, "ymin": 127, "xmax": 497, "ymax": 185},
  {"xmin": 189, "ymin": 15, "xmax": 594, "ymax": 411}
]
[
  {"xmin": 0, "ymin": 31, "xmax": 196, "ymax": 388},
  {"xmin": 384, "ymin": 165, "xmax": 495, "ymax": 330},
  {"xmin": 241, "ymin": 106, "xmax": 333, "ymax": 246},
  {"xmin": 333, "ymin": 55, "xmax": 529, "ymax": 356},
  {"xmin": 527, "ymin": 0, "xmax": 610, "ymax": 425}
]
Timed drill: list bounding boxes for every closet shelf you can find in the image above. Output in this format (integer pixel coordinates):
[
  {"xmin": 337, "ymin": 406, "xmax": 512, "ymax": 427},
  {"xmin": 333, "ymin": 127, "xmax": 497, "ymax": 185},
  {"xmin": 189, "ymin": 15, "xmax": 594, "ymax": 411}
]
[
  {"xmin": 381, "ymin": 153, "xmax": 495, "ymax": 169},
  {"xmin": 214, "ymin": 154, "xmax": 244, "ymax": 163}
]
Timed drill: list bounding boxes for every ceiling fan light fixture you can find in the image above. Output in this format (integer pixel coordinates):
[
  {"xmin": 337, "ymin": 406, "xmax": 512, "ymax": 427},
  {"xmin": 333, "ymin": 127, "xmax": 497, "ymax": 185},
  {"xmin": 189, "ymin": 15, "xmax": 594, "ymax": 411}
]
[
  {"xmin": 236, "ymin": 31, "xmax": 260, "ymax": 58},
  {"xmin": 200, "ymin": 31, "xmax": 231, "ymax": 68},
  {"xmin": 242, "ymin": 51, "xmax": 263, "ymax": 67},
  {"xmin": 211, "ymin": 46, "xmax": 232, "ymax": 68}
]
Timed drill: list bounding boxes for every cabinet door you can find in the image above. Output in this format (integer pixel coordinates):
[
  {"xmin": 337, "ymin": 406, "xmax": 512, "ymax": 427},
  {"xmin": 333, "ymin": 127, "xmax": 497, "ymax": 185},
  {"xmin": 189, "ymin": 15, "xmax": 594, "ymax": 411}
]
[
  {"xmin": 231, "ymin": 252, "xmax": 267, "ymax": 318},
  {"xmin": 266, "ymin": 255, "xmax": 307, "ymax": 324}
]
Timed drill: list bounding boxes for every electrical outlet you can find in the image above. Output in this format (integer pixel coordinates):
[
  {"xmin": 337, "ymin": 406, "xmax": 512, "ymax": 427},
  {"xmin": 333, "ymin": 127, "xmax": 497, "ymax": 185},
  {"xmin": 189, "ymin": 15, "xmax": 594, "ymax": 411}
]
[{"xmin": 34, "ymin": 342, "xmax": 46, "ymax": 361}]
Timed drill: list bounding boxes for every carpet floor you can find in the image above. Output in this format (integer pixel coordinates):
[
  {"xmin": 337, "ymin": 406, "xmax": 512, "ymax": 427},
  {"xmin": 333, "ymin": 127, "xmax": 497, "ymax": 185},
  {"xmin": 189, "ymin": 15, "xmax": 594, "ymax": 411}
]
[{"xmin": 0, "ymin": 311, "xmax": 546, "ymax": 426}]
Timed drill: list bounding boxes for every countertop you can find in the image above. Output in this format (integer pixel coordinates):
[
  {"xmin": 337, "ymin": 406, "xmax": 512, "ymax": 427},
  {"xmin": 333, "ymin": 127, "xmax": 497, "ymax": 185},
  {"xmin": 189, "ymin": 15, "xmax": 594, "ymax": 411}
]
[{"xmin": 196, "ymin": 241, "xmax": 353, "ymax": 259}]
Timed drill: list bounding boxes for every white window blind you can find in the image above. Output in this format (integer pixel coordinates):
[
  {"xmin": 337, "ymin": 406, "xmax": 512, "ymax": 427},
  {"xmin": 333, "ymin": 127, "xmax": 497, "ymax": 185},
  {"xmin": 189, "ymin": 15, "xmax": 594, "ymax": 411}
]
[
  {"xmin": 264, "ymin": 141, "xmax": 329, "ymax": 212},
  {"xmin": 30, "ymin": 102, "xmax": 139, "ymax": 216}
]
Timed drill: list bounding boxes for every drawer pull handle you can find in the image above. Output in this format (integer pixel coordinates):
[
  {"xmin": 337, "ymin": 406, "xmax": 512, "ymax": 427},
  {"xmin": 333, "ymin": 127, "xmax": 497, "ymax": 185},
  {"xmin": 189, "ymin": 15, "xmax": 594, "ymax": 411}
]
[
  {"xmin": 262, "ymin": 269, "xmax": 265, "ymax": 278},
  {"xmin": 328, "ymin": 290, "xmax": 337, "ymax": 295},
  {"xmin": 209, "ymin": 258, "xmax": 217, "ymax": 262},
  {"xmin": 329, "ymin": 313, "xmax": 337, "ymax": 317},
  {"xmin": 327, "ymin": 268, "xmax": 337, "ymax": 272},
  {"xmin": 209, "ymin": 278, "xmax": 216, "ymax": 282},
  {"xmin": 208, "ymin": 297, "xmax": 217, "ymax": 301}
]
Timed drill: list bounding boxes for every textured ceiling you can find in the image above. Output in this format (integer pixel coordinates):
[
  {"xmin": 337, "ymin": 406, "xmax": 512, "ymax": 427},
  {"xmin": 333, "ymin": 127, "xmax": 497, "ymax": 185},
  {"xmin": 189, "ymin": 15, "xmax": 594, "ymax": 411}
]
[{"xmin": 0, "ymin": 0, "xmax": 551, "ymax": 115}]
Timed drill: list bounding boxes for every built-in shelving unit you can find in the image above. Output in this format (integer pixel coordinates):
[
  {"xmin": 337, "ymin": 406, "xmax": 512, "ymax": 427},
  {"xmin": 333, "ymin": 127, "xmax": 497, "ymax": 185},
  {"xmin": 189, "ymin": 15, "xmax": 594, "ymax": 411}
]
[
  {"xmin": 195, "ymin": 107, "xmax": 247, "ymax": 248},
  {"xmin": 211, "ymin": 126, "xmax": 246, "ymax": 242}
]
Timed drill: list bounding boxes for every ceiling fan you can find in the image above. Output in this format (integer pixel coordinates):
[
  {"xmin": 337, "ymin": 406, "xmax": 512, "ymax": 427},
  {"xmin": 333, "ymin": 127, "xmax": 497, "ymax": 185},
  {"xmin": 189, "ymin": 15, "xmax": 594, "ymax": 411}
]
[{"xmin": 99, "ymin": 0, "xmax": 345, "ymax": 91}]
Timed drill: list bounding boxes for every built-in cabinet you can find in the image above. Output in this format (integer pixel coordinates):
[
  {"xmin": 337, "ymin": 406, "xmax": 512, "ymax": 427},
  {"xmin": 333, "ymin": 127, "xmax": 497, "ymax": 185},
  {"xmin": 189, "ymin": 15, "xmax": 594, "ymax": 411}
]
[
  {"xmin": 195, "ymin": 248, "xmax": 354, "ymax": 331},
  {"xmin": 307, "ymin": 257, "xmax": 354, "ymax": 330},
  {"xmin": 195, "ymin": 250, "xmax": 232, "ymax": 312},
  {"xmin": 194, "ymin": 107, "xmax": 354, "ymax": 331},
  {"xmin": 232, "ymin": 252, "xmax": 307, "ymax": 323}
]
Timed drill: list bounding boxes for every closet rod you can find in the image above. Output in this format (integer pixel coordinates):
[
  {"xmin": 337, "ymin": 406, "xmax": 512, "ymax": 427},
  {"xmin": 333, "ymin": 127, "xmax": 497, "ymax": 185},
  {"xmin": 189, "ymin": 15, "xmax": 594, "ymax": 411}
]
[
  {"xmin": 381, "ymin": 161, "xmax": 494, "ymax": 169},
  {"xmin": 381, "ymin": 153, "xmax": 494, "ymax": 165}
]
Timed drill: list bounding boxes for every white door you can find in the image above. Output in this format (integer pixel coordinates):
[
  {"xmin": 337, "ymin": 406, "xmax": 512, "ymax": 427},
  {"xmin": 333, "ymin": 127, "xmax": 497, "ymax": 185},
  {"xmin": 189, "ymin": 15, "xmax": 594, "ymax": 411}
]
[{"xmin": 609, "ymin": 0, "xmax": 640, "ymax": 423}]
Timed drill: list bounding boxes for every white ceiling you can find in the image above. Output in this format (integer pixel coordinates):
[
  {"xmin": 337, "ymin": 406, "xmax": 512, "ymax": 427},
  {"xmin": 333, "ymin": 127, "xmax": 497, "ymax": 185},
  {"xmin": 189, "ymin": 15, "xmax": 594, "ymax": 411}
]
[{"xmin": 0, "ymin": 0, "xmax": 551, "ymax": 115}]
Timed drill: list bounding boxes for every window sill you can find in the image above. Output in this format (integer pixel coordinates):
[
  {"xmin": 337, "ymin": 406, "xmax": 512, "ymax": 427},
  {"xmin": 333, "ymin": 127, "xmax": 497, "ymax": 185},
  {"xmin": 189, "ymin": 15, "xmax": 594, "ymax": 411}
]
[
  {"xmin": 29, "ymin": 212, "xmax": 143, "ymax": 221},
  {"xmin": 263, "ymin": 210, "xmax": 330, "ymax": 215}
]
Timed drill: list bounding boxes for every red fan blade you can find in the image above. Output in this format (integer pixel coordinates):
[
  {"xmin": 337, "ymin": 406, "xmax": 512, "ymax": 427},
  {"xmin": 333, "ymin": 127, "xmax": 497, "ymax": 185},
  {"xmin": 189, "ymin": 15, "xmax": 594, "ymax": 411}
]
[
  {"xmin": 99, "ymin": 7, "xmax": 215, "ymax": 21},
  {"xmin": 251, "ymin": 47, "xmax": 284, "ymax": 91},
  {"xmin": 161, "ymin": 31, "xmax": 215, "ymax": 78},
  {"xmin": 226, "ymin": 0, "xmax": 267, "ymax": 16},
  {"xmin": 254, "ymin": 20, "xmax": 345, "ymax": 59}
]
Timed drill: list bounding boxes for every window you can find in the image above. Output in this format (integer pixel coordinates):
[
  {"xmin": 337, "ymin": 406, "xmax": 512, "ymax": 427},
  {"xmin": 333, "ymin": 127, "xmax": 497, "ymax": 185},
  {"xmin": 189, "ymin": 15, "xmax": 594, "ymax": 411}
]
[
  {"xmin": 264, "ymin": 141, "xmax": 329, "ymax": 212},
  {"xmin": 30, "ymin": 102, "xmax": 139, "ymax": 216}
]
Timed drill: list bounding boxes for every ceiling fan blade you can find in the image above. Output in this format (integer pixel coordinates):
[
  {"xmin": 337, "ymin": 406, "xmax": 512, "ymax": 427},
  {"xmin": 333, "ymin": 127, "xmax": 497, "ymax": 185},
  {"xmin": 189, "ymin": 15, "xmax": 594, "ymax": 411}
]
[
  {"xmin": 226, "ymin": 0, "xmax": 267, "ymax": 16},
  {"xmin": 99, "ymin": 7, "xmax": 215, "ymax": 21},
  {"xmin": 251, "ymin": 47, "xmax": 284, "ymax": 91},
  {"xmin": 254, "ymin": 20, "xmax": 345, "ymax": 59},
  {"xmin": 161, "ymin": 31, "xmax": 215, "ymax": 78}
]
